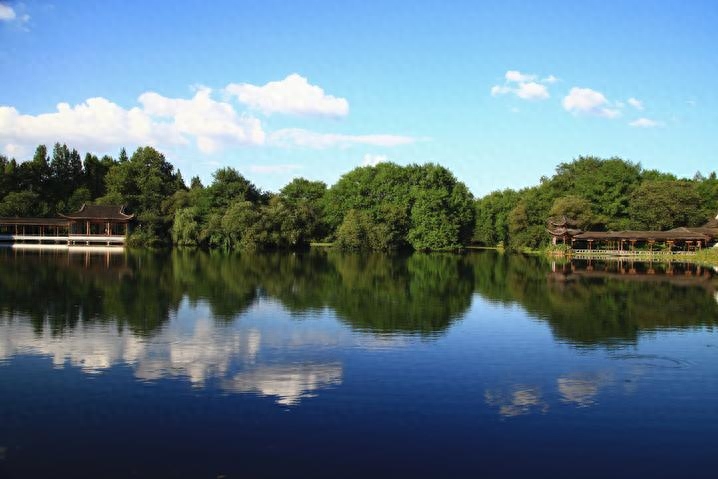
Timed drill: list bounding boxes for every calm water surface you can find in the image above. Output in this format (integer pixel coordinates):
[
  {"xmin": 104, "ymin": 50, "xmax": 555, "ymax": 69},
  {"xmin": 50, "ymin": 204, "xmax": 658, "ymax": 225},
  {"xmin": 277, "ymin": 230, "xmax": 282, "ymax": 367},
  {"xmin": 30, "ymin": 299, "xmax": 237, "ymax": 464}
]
[{"xmin": 1, "ymin": 248, "xmax": 717, "ymax": 478}]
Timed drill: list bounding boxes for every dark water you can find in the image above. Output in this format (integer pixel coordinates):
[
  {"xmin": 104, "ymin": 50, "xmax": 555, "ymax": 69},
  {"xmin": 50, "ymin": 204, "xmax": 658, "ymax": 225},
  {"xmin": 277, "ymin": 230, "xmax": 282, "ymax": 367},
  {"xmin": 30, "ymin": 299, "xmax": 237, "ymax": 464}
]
[{"xmin": 1, "ymin": 248, "xmax": 717, "ymax": 478}]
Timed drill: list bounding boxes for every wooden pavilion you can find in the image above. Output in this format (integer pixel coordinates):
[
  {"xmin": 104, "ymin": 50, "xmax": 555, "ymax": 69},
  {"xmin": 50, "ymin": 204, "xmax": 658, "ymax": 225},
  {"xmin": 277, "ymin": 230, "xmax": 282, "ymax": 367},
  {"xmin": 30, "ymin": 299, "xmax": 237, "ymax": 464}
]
[
  {"xmin": 0, "ymin": 204, "xmax": 133, "ymax": 245},
  {"xmin": 547, "ymin": 215, "xmax": 718, "ymax": 255}
]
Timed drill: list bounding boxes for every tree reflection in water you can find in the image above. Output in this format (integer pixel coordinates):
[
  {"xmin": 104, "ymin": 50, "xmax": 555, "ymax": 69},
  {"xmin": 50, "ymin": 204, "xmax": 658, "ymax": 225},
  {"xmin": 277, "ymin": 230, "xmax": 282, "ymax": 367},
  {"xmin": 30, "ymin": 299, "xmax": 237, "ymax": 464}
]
[
  {"xmin": 469, "ymin": 252, "xmax": 718, "ymax": 346},
  {"xmin": 0, "ymin": 247, "xmax": 476, "ymax": 337}
]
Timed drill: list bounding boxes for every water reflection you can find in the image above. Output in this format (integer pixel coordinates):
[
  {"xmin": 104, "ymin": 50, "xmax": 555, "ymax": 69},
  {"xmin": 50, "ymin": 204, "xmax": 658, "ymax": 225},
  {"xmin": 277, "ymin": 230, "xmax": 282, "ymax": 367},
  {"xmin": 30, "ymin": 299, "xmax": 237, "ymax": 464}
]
[
  {"xmin": 484, "ymin": 370, "xmax": 635, "ymax": 418},
  {"xmin": 2, "ymin": 248, "xmax": 718, "ymax": 407},
  {"xmin": 2, "ymin": 248, "xmax": 718, "ymax": 346},
  {"xmin": 484, "ymin": 386, "xmax": 549, "ymax": 417},
  {"xmin": 223, "ymin": 363, "xmax": 343, "ymax": 406},
  {"xmin": 556, "ymin": 373, "xmax": 611, "ymax": 407},
  {"xmin": 0, "ymin": 248, "xmax": 474, "ymax": 337},
  {"xmin": 469, "ymin": 253, "xmax": 718, "ymax": 346},
  {"xmin": 0, "ymin": 300, "xmax": 343, "ymax": 406}
]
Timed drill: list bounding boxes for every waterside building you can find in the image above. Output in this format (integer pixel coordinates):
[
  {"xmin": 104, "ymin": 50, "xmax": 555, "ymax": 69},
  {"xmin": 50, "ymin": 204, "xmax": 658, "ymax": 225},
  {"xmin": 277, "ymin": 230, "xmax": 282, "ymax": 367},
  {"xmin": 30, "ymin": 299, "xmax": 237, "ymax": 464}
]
[{"xmin": 0, "ymin": 204, "xmax": 133, "ymax": 245}]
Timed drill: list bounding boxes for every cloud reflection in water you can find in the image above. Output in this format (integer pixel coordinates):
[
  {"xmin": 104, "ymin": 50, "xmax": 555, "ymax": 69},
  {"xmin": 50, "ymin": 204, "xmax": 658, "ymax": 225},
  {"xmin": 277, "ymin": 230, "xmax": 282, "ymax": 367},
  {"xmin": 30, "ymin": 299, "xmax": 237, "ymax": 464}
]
[{"xmin": 0, "ymin": 301, "xmax": 347, "ymax": 406}]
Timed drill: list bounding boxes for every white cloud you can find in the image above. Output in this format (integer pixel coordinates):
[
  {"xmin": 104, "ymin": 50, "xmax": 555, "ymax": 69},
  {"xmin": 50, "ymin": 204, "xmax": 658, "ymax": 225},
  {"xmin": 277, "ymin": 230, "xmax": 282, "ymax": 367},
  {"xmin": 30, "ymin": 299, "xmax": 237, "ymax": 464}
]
[
  {"xmin": 362, "ymin": 154, "xmax": 388, "ymax": 167},
  {"xmin": 0, "ymin": 88, "xmax": 266, "ymax": 156},
  {"xmin": 225, "ymin": 73, "xmax": 349, "ymax": 118},
  {"xmin": 627, "ymin": 97, "xmax": 644, "ymax": 110},
  {"xmin": 269, "ymin": 128, "xmax": 416, "ymax": 149},
  {"xmin": 491, "ymin": 70, "xmax": 551, "ymax": 101},
  {"xmin": 490, "ymin": 85, "xmax": 511, "ymax": 96},
  {"xmin": 139, "ymin": 88, "xmax": 265, "ymax": 153},
  {"xmin": 2, "ymin": 143, "xmax": 24, "ymax": 157},
  {"xmin": 1, "ymin": 79, "xmax": 414, "ymax": 157},
  {"xmin": 629, "ymin": 117, "xmax": 663, "ymax": 128},
  {"xmin": 541, "ymin": 75, "xmax": 559, "ymax": 84},
  {"xmin": 562, "ymin": 87, "xmax": 621, "ymax": 118},
  {"xmin": 0, "ymin": 3, "xmax": 29, "ymax": 28},
  {"xmin": 0, "ymin": 3, "xmax": 16, "ymax": 20},
  {"xmin": 515, "ymin": 82, "xmax": 549, "ymax": 100},
  {"xmin": 0, "ymin": 98, "xmax": 185, "ymax": 153},
  {"xmin": 505, "ymin": 70, "xmax": 536, "ymax": 83},
  {"xmin": 248, "ymin": 164, "xmax": 302, "ymax": 174}
]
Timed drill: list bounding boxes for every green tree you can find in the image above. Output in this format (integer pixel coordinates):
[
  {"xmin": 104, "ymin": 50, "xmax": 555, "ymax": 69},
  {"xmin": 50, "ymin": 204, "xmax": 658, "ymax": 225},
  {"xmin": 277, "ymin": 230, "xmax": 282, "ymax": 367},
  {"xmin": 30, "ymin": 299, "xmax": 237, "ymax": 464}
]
[
  {"xmin": 221, "ymin": 200, "xmax": 261, "ymax": 249},
  {"xmin": 473, "ymin": 189, "xmax": 520, "ymax": 246},
  {"xmin": 208, "ymin": 167, "xmax": 262, "ymax": 210},
  {"xmin": 83, "ymin": 153, "xmax": 115, "ymax": 199},
  {"xmin": 326, "ymin": 162, "xmax": 473, "ymax": 250},
  {"xmin": 101, "ymin": 146, "xmax": 183, "ymax": 244},
  {"xmin": 628, "ymin": 180, "xmax": 705, "ymax": 230},
  {"xmin": 0, "ymin": 191, "xmax": 47, "ymax": 216},
  {"xmin": 278, "ymin": 178, "xmax": 328, "ymax": 243},
  {"xmin": 335, "ymin": 209, "xmax": 374, "ymax": 250},
  {"xmin": 549, "ymin": 156, "xmax": 642, "ymax": 229},
  {"xmin": 548, "ymin": 195, "xmax": 595, "ymax": 229},
  {"xmin": 172, "ymin": 207, "xmax": 201, "ymax": 246}
]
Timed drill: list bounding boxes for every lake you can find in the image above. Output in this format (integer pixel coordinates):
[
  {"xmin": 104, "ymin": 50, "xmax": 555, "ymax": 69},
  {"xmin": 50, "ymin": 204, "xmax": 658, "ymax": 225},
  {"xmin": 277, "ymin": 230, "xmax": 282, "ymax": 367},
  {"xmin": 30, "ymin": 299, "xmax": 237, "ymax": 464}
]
[{"xmin": 1, "ymin": 247, "xmax": 717, "ymax": 478}]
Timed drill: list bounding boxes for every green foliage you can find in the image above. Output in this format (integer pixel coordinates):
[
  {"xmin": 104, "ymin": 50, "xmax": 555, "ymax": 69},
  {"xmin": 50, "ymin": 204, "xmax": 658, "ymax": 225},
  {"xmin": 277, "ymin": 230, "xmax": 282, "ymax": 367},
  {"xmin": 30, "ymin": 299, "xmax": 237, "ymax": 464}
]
[
  {"xmin": 506, "ymin": 186, "xmax": 554, "ymax": 248},
  {"xmin": 335, "ymin": 209, "xmax": 374, "ymax": 250},
  {"xmin": 549, "ymin": 156, "xmax": 642, "ymax": 228},
  {"xmin": 473, "ymin": 189, "xmax": 520, "ymax": 246},
  {"xmin": 628, "ymin": 180, "xmax": 705, "ymax": 230},
  {"xmin": 172, "ymin": 207, "xmax": 201, "ymax": 246},
  {"xmin": 327, "ymin": 162, "xmax": 474, "ymax": 251},
  {"xmin": 3, "ymin": 143, "xmax": 717, "ymax": 255},
  {"xmin": 208, "ymin": 167, "xmax": 262, "ymax": 209},
  {"xmin": 548, "ymin": 195, "xmax": 595, "ymax": 229},
  {"xmin": 0, "ymin": 191, "xmax": 48, "ymax": 216},
  {"xmin": 100, "ymin": 146, "xmax": 184, "ymax": 244},
  {"xmin": 221, "ymin": 200, "xmax": 261, "ymax": 249},
  {"xmin": 476, "ymin": 155, "xmax": 718, "ymax": 249}
]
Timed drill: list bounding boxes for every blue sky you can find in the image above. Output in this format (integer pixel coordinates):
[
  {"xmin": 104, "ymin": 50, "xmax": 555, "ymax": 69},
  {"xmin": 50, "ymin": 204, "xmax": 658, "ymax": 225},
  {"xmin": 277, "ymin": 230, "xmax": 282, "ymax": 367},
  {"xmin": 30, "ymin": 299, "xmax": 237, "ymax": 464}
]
[{"xmin": 1, "ymin": 0, "xmax": 716, "ymax": 196}]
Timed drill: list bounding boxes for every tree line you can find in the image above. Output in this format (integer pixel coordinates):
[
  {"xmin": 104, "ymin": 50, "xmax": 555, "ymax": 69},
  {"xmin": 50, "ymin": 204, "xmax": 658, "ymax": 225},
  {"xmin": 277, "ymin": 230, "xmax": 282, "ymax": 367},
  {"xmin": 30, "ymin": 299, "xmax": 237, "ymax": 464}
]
[
  {"xmin": 475, "ymin": 156, "xmax": 718, "ymax": 248},
  {"xmin": 0, "ymin": 143, "xmax": 474, "ymax": 249},
  {"xmin": 2, "ymin": 145, "xmax": 717, "ymax": 250}
]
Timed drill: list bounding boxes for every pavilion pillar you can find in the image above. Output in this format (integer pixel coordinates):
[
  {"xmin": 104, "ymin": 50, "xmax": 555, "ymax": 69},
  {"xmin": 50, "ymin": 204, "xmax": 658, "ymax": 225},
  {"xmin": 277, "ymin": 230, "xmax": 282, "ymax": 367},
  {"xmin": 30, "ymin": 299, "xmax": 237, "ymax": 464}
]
[{"xmin": 86, "ymin": 221, "xmax": 90, "ymax": 236}]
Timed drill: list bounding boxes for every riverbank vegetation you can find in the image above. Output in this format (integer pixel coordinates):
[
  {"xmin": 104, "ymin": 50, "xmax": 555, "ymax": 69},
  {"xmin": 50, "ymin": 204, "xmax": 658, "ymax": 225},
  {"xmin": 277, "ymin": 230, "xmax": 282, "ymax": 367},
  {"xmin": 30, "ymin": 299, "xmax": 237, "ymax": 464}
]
[
  {"xmin": 475, "ymin": 157, "xmax": 718, "ymax": 249},
  {"xmin": 2, "ymin": 144, "xmax": 717, "ymax": 251}
]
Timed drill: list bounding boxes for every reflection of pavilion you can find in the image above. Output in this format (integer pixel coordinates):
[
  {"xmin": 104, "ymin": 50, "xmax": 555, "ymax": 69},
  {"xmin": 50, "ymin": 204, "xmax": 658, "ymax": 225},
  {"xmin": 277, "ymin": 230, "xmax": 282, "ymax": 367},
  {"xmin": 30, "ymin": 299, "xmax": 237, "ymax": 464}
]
[
  {"xmin": 0, "ymin": 204, "xmax": 133, "ymax": 245},
  {"xmin": 548, "ymin": 260, "xmax": 717, "ymax": 292}
]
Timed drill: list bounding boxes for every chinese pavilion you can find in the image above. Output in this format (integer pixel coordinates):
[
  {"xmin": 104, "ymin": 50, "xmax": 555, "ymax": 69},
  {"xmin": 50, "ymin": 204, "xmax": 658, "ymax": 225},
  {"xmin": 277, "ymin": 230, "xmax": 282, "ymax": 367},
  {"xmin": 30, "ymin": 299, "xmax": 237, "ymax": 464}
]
[{"xmin": 0, "ymin": 204, "xmax": 133, "ymax": 245}]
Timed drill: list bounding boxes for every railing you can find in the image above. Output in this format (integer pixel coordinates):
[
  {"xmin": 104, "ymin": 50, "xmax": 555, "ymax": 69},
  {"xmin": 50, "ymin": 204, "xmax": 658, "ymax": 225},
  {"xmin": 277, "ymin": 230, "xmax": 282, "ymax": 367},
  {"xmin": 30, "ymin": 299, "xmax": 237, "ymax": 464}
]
[
  {"xmin": 570, "ymin": 249, "xmax": 696, "ymax": 256},
  {"xmin": 0, "ymin": 234, "xmax": 126, "ymax": 245}
]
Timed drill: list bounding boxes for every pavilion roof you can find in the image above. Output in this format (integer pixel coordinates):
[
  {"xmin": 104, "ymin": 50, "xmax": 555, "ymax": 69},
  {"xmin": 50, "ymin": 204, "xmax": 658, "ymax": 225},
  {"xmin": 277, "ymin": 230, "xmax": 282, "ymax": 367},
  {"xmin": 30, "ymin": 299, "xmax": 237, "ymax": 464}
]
[
  {"xmin": 0, "ymin": 217, "xmax": 70, "ymax": 226},
  {"xmin": 702, "ymin": 214, "xmax": 718, "ymax": 228},
  {"xmin": 547, "ymin": 227, "xmax": 583, "ymax": 237},
  {"xmin": 547, "ymin": 215, "xmax": 580, "ymax": 228},
  {"xmin": 59, "ymin": 204, "xmax": 134, "ymax": 221},
  {"xmin": 574, "ymin": 228, "xmax": 710, "ymax": 242}
]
